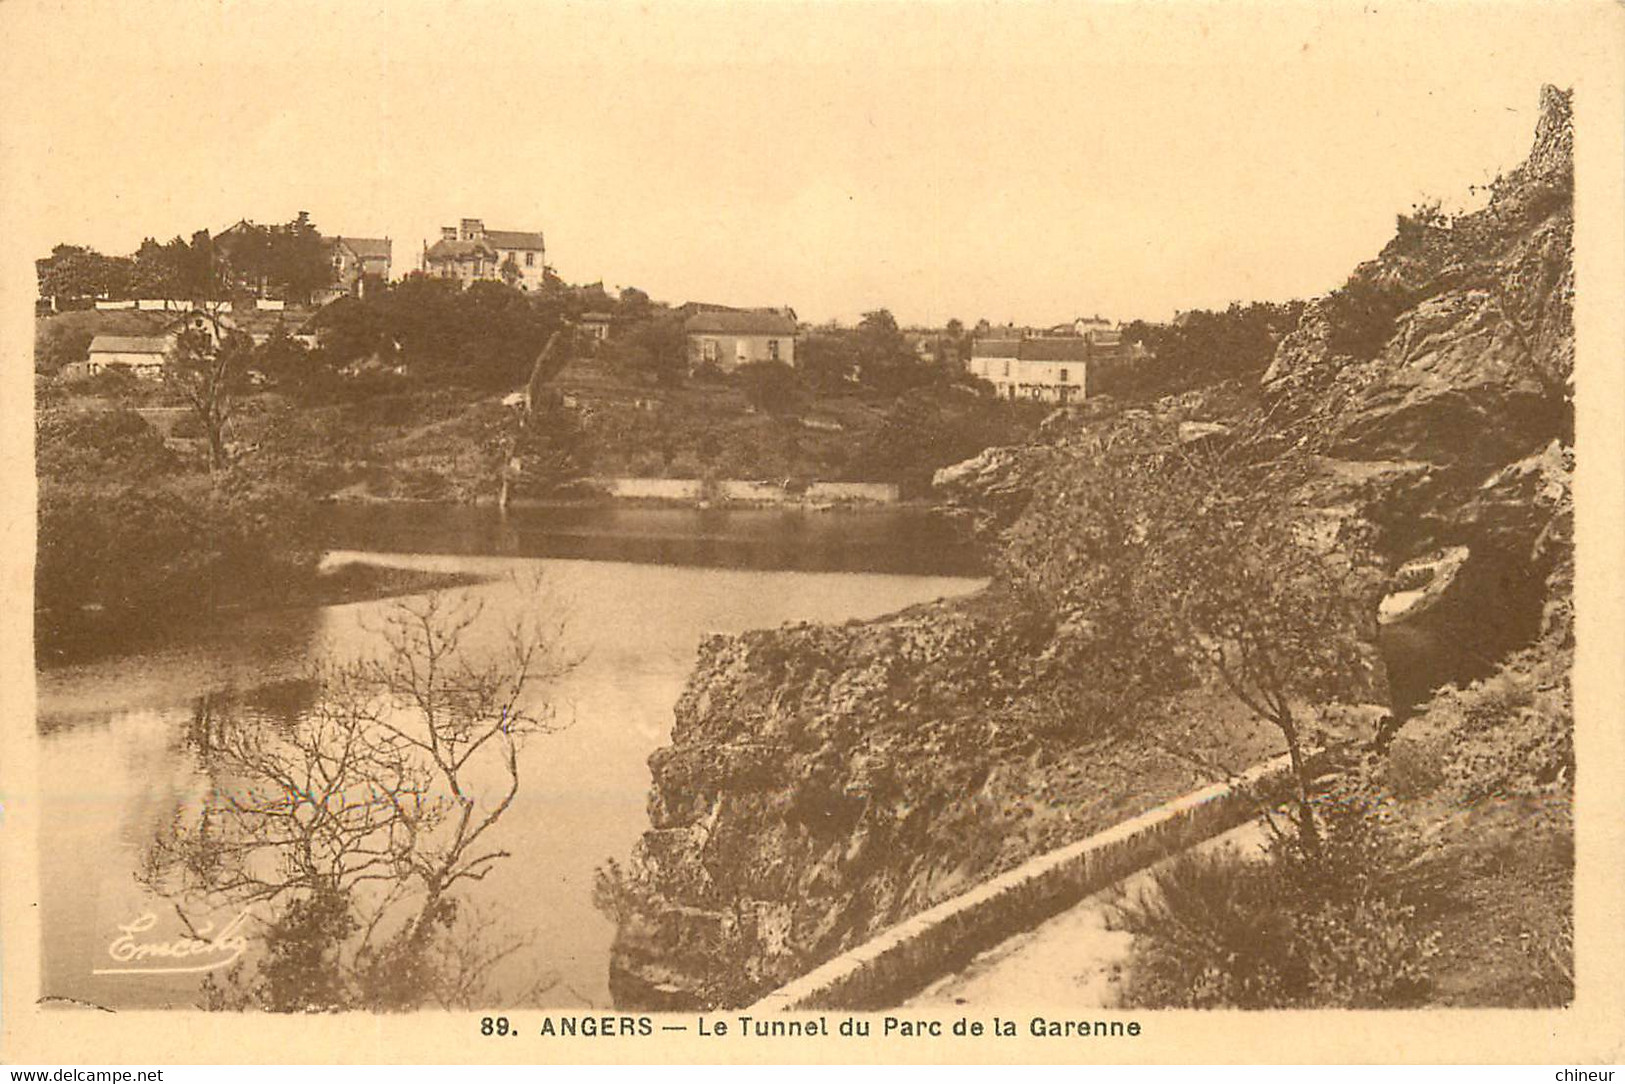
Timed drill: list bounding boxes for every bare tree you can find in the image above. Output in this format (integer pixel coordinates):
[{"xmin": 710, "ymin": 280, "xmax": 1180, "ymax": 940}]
[
  {"xmin": 144, "ymin": 585, "xmax": 574, "ymax": 1010},
  {"xmin": 164, "ymin": 315, "xmax": 252, "ymax": 471}
]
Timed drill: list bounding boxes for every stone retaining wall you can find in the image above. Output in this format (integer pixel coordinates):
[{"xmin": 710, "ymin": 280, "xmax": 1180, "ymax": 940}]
[
  {"xmin": 589, "ymin": 478, "xmax": 900, "ymax": 504},
  {"xmin": 747, "ymin": 754, "xmax": 1298, "ymax": 1011}
]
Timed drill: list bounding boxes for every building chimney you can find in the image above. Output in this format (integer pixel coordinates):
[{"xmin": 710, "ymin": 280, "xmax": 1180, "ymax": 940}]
[
  {"xmin": 460, "ymin": 218, "xmax": 484, "ymax": 241},
  {"xmin": 441, "ymin": 226, "xmax": 457, "ymax": 241}
]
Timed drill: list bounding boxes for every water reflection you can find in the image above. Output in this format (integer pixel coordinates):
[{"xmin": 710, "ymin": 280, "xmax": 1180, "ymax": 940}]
[
  {"xmin": 136, "ymin": 588, "xmax": 575, "ymax": 1011},
  {"xmin": 39, "ymin": 549, "xmax": 985, "ymax": 1010},
  {"xmin": 316, "ymin": 502, "xmax": 986, "ymax": 577}
]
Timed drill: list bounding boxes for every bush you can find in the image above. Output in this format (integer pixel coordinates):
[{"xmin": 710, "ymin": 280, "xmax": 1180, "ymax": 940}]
[
  {"xmin": 737, "ymin": 361, "xmax": 800, "ymax": 415},
  {"xmin": 169, "ymin": 411, "xmax": 205, "ymax": 439},
  {"xmin": 1113, "ymin": 794, "xmax": 1437, "ymax": 1009},
  {"xmin": 37, "ymin": 406, "xmax": 180, "ymax": 483},
  {"xmin": 35, "ymin": 475, "xmax": 318, "ymax": 656},
  {"xmin": 1323, "ymin": 272, "xmax": 1415, "ymax": 361},
  {"xmin": 1386, "ymin": 649, "xmax": 1573, "ymax": 805},
  {"xmin": 34, "ymin": 320, "xmax": 95, "ymax": 374},
  {"xmin": 856, "ymin": 386, "xmax": 1037, "ymax": 496}
]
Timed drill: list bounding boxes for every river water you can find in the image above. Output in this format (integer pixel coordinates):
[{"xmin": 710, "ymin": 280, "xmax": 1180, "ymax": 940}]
[{"xmin": 35, "ymin": 504, "xmax": 985, "ymax": 1010}]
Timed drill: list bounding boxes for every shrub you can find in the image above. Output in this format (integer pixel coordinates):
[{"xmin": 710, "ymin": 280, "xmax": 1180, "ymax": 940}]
[
  {"xmin": 737, "ymin": 360, "xmax": 801, "ymax": 415},
  {"xmin": 35, "ymin": 475, "xmax": 318, "ymax": 656},
  {"xmin": 169, "ymin": 411, "xmax": 206, "ymax": 439},
  {"xmin": 34, "ymin": 320, "xmax": 95, "ymax": 374},
  {"xmin": 1113, "ymin": 794, "xmax": 1438, "ymax": 1009},
  {"xmin": 1323, "ymin": 272, "xmax": 1414, "ymax": 361},
  {"xmin": 1421, "ymin": 653, "xmax": 1572, "ymax": 802},
  {"xmin": 36, "ymin": 406, "xmax": 180, "ymax": 483}
]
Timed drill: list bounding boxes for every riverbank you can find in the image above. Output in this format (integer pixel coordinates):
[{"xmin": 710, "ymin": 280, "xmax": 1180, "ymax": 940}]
[
  {"xmin": 37, "ymin": 560, "xmax": 487, "ymax": 668},
  {"xmin": 322, "ymin": 479, "xmax": 913, "ymax": 512}
]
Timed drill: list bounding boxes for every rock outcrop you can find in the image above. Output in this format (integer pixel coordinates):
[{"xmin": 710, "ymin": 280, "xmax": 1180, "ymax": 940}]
[{"xmin": 604, "ymin": 87, "xmax": 1574, "ymax": 1009}]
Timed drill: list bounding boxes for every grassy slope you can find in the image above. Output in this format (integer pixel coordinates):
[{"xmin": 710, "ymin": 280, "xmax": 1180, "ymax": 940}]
[
  {"xmin": 1379, "ymin": 640, "xmax": 1574, "ymax": 1005},
  {"xmin": 220, "ymin": 362, "xmax": 1004, "ymax": 501}
]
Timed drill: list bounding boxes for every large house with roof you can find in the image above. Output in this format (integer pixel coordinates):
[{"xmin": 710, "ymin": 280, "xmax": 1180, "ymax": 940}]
[
  {"xmin": 325, "ymin": 236, "xmax": 392, "ymax": 298},
  {"xmin": 422, "ymin": 218, "xmax": 548, "ymax": 290},
  {"xmin": 681, "ymin": 305, "xmax": 799, "ymax": 372}
]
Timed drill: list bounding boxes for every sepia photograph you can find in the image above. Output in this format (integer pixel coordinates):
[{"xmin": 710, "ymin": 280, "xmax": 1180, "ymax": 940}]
[{"xmin": 1, "ymin": 0, "xmax": 1622, "ymax": 1068}]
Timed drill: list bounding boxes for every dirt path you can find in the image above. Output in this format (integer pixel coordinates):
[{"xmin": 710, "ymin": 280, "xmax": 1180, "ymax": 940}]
[{"xmin": 903, "ymin": 818, "xmax": 1272, "ymax": 1009}]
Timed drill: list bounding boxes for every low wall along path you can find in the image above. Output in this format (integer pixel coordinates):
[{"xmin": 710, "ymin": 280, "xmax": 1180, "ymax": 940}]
[{"xmin": 749, "ymin": 754, "xmax": 1299, "ymax": 1012}]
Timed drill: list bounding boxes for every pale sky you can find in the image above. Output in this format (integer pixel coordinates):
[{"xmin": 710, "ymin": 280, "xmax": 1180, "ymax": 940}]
[{"xmin": 0, "ymin": 1, "xmax": 1606, "ymax": 326}]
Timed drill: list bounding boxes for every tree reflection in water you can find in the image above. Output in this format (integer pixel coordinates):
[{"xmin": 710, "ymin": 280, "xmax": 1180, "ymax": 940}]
[{"xmin": 141, "ymin": 583, "xmax": 574, "ymax": 1011}]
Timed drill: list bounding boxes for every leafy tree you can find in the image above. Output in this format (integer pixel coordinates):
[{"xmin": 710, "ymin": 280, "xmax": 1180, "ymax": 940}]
[
  {"xmin": 796, "ymin": 329, "xmax": 859, "ymax": 390},
  {"xmin": 853, "ymin": 308, "xmax": 929, "ymax": 393},
  {"xmin": 208, "ymin": 213, "xmax": 332, "ymax": 302},
  {"xmin": 130, "ymin": 237, "xmax": 183, "ymax": 299},
  {"xmin": 36, "ymin": 406, "xmax": 178, "ymax": 483},
  {"xmin": 313, "ymin": 277, "xmax": 560, "ymax": 389},
  {"xmin": 35, "ymin": 472, "xmax": 317, "ymax": 655},
  {"xmin": 859, "ymin": 386, "xmax": 1033, "ymax": 495},
  {"xmin": 250, "ymin": 326, "xmax": 317, "ymax": 388},
  {"xmin": 623, "ymin": 312, "xmax": 688, "ymax": 386},
  {"xmin": 616, "ymin": 286, "xmax": 653, "ymax": 321},
  {"xmin": 34, "ymin": 318, "xmax": 98, "ymax": 374},
  {"xmin": 1118, "ymin": 301, "xmax": 1303, "ymax": 396},
  {"xmin": 567, "ymin": 281, "xmax": 615, "ymax": 316},
  {"xmin": 36, "ymin": 245, "xmax": 132, "ymax": 301},
  {"xmin": 268, "ymin": 212, "xmax": 331, "ymax": 304},
  {"xmin": 1001, "ymin": 415, "xmax": 1380, "ymax": 854}
]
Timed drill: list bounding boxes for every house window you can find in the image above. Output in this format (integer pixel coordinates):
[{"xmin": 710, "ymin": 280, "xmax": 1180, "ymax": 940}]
[
  {"xmin": 1059, "ymin": 368, "xmax": 1069, "ymax": 383},
  {"xmin": 1003, "ymin": 360, "xmax": 1011, "ymax": 378},
  {"xmin": 767, "ymin": 339, "xmax": 780, "ymax": 361},
  {"xmin": 525, "ymin": 251, "xmax": 535, "ymax": 267},
  {"xmin": 702, "ymin": 339, "xmax": 719, "ymax": 362}
]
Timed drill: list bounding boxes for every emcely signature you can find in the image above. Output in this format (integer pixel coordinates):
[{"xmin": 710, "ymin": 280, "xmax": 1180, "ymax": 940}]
[{"xmin": 92, "ymin": 910, "xmax": 252, "ymax": 975}]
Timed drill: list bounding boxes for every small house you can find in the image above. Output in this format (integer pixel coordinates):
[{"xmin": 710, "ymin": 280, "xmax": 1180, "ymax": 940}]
[
  {"xmin": 683, "ymin": 307, "xmax": 798, "ymax": 372},
  {"xmin": 85, "ymin": 335, "xmax": 172, "ymax": 379}
]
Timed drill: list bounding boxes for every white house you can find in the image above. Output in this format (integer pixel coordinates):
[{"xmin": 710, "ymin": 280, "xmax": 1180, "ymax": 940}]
[
  {"xmin": 85, "ymin": 334, "xmax": 172, "ymax": 378},
  {"xmin": 966, "ymin": 323, "xmax": 1139, "ymax": 403},
  {"xmin": 423, "ymin": 218, "xmax": 547, "ymax": 290},
  {"xmin": 967, "ymin": 337, "xmax": 1090, "ymax": 402}
]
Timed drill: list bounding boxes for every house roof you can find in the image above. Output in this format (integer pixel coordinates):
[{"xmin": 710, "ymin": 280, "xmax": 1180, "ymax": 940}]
[
  {"xmin": 483, "ymin": 229, "xmax": 545, "ymax": 251},
  {"xmin": 1020, "ymin": 338, "xmax": 1093, "ymax": 362},
  {"xmin": 970, "ymin": 336, "xmax": 1113, "ymax": 362},
  {"xmin": 89, "ymin": 335, "xmax": 170, "ymax": 355},
  {"xmin": 684, "ymin": 309, "xmax": 798, "ymax": 336},
  {"xmin": 580, "ymin": 311, "xmax": 614, "ymax": 322},
  {"xmin": 332, "ymin": 237, "xmax": 392, "ymax": 260},
  {"xmin": 425, "ymin": 238, "xmax": 497, "ymax": 262},
  {"xmin": 970, "ymin": 338, "xmax": 1022, "ymax": 358}
]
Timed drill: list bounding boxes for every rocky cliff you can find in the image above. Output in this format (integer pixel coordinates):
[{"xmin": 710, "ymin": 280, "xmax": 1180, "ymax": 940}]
[{"xmin": 603, "ymin": 87, "xmax": 1574, "ymax": 1009}]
